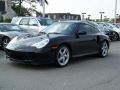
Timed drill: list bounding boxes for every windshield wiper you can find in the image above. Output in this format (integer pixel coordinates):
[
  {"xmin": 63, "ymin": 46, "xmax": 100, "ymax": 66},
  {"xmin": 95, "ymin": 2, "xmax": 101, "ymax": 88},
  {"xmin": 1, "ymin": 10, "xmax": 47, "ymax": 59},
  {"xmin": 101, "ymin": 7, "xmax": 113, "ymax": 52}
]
[
  {"xmin": 38, "ymin": 32, "xmax": 61, "ymax": 36},
  {"xmin": 48, "ymin": 32, "xmax": 61, "ymax": 34},
  {"xmin": 38, "ymin": 32, "xmax": 47, "ymax": 36}
]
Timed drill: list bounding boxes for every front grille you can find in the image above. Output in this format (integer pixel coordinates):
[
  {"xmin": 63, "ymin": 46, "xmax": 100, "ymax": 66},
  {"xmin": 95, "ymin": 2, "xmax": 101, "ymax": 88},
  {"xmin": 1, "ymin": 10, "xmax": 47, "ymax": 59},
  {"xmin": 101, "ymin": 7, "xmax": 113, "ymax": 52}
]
[{"xmin": 6, "ymin": 49, "xmax": 35, "ymax": 60}]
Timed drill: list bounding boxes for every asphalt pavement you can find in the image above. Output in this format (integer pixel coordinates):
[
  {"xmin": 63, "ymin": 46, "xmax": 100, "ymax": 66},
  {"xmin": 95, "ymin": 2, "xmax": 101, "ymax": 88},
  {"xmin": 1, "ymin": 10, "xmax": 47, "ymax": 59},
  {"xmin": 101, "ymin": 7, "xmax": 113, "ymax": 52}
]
[{"xmin": 0, "ymin": 41, "xmax": 120, "ymax": 90}]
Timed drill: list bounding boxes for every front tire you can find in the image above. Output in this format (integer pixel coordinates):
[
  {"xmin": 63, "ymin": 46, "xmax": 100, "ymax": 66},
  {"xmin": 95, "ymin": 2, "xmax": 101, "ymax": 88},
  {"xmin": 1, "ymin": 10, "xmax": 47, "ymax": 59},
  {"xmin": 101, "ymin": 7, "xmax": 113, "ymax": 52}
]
[
  {"xmin": 55, "ymin": 45, "xmax": 70, "ymax": 67},
  {"xmin": 2, "ymin": 37, "xmax": 10, "ymax": 49},
  {"xmin": 99, "ymin": 41, "xmax": 109, "ymax": 57}
]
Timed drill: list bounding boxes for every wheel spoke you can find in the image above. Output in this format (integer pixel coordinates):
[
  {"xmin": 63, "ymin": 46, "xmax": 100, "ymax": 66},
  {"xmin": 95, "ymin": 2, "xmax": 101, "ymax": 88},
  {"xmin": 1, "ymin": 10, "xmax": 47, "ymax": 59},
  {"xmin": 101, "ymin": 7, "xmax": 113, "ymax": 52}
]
[
  {"xmin": 101, "ymin": 42, "xmax": 108, "ymax": 57},
  {"xmin": 57, "ymin": 46, "xmax": 70, "ymax": 66}
]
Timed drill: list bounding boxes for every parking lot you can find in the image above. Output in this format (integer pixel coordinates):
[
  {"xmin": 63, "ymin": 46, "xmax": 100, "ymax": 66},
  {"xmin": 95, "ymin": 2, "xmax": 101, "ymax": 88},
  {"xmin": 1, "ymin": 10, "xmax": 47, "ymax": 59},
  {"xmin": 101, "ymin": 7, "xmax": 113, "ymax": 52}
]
[{"xmin": 0, "ymin": 41, "xmax": 119, "ymax": 90}]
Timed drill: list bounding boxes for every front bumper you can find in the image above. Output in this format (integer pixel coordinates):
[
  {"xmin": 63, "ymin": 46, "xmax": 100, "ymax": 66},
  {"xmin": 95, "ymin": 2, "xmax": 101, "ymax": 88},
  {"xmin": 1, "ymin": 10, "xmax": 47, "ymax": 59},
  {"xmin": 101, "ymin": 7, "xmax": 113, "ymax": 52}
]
[{"xmin": 5, "ymin": 49, "xmax": 56, "ymax": 65}]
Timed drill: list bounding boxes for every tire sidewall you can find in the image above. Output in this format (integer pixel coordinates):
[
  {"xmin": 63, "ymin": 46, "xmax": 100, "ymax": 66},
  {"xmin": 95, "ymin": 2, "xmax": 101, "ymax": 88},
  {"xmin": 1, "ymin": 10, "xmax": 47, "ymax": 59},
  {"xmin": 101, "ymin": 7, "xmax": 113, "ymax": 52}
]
[
  {"xmin": 99, "ymin": 41, "xmax": 109, "ymax": 57},
  {"xmin": 2, "ymin": 37, "xmax": 10, "ymax": 49},
  {"xmin": 55, "ymin": 45, "xmax": 71, "ymax": 67},
  {"xmin": 112, "ymin": 32, "xmax": 119, "ymax": 41}
]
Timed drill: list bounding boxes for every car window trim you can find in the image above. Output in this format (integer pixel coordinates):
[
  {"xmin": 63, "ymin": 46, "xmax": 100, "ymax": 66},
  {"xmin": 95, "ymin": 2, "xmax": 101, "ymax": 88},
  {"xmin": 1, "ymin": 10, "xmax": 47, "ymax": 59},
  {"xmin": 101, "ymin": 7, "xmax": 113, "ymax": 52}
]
[{"xmin": 19, "ymin": 18, "xmax": 30, "ymax": 25}]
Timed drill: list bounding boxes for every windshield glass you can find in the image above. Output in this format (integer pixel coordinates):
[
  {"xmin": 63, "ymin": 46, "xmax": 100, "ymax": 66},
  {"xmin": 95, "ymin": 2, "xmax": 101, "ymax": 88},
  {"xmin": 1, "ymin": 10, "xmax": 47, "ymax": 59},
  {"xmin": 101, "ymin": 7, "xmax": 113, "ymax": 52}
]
[
  {"xmin": 112, "ymin": 24, "xmax": 120, "ymax": 28},
  {"xmin": 0, "ymin": 24, "xmax": 23, "ymax": 32},
  {"xmin": 11, "ymin": 18, "xmax": 20, "ymax": 24},
  {"xmin": 39, "ymin": 19, "xmax": 53, "ymax": 26},
  {"xmin": 40, "ymin": 22, "xmax": 77, "ymax": 35}
]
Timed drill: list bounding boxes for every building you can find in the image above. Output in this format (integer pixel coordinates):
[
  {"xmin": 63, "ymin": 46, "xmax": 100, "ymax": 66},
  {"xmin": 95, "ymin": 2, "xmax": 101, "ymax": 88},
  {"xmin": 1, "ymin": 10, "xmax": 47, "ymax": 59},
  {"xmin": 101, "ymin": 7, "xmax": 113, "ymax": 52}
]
[
  {"xmin": 0, "ymin": 0, "xmax": 16, "ymax": 20},
  {"xmin": 45, "ymin": 13, "xmax": 81, "ymax": 21}
]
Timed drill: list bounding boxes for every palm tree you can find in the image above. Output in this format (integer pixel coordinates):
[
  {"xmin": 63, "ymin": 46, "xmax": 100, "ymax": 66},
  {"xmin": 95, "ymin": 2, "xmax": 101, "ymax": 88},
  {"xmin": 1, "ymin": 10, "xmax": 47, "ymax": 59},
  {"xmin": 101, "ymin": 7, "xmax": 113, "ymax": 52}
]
[
  {"xmin": 37, "ymin": 0, "xmax": 48, "ymax": 17},
  {"xmin": 19, "ymin": 0, "xmax": 48, "ymax": 17},
  {"xmin": 37, "ymin": 0, "xmax": 48, "ymax": 5}
]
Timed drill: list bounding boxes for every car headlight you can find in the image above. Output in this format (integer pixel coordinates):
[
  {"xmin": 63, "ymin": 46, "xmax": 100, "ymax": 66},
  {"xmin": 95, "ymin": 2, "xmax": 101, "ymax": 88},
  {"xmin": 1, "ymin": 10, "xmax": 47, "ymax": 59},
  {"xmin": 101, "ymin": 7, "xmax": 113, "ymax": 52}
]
[
  {"xmin": 32, "ymin": 38, "xmax": 49, "ymax": 49},
  {"xmin": 8, "ymin": 37, "xmax": 18, "ymax": 45}
]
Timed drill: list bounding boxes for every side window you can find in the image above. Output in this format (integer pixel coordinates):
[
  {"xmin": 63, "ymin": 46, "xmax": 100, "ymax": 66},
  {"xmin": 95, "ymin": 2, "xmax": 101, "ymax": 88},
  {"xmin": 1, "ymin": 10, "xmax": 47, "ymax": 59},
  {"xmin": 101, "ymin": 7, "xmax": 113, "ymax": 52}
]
[
  {"xmin": 66, "ymin": 23, "xmax": 79, "ymax": 35},
  {"xmin": 89, "ymin": 26, "xmax": 100, "ymax": 34},
  {"xmin": 78, "ymin": 24, "xmax": 91, "ymax": 34},
  {"xmin": 29, "ymin": 18, "xmax": 38, "ymax": 26},
  {"xmin": 19, "ymin": 18, "xmax": 29, "ymax": 25}
]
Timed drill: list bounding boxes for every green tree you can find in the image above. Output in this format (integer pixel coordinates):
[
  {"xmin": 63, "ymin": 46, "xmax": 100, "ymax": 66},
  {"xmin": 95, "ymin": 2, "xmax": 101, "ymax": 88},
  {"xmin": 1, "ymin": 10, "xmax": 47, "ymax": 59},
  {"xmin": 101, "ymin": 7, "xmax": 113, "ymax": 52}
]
[{"xmin": 11, "ymin": 4, "xmax": 30, "ymax": 16}]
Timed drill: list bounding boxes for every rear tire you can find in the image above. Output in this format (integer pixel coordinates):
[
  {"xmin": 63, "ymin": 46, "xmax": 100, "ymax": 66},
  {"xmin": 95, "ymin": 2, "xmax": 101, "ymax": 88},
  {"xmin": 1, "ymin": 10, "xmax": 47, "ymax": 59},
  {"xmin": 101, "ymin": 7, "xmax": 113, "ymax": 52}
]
[
  {"xmin": 55, "ymin": 45, "xmax": 71, "ymax": 67},
  {"xmin": 111, "ymin": 32, "xmax": 119, "ymax": 41},
  {"xmin": 98, "ymin": 41, "xmax": 109, "ymax": 57}
]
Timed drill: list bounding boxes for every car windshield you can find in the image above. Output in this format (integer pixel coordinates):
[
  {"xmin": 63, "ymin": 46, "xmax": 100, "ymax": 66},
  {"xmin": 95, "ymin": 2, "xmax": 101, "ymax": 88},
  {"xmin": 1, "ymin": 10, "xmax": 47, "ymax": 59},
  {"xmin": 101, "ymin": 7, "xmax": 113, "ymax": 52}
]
[
  {"xmin": 11, "ymin": 18, "xmax": 20, "ymax": 24},
  {"xmin": 113, "ymin": 24, "xmax": 120, "ymax": 28},
  {"xmin": 39, "ymin": 19, "xmax": 53, "ymax": 26},
  {"xmin": 0, "ymin": 24, "xmax": 23, "ymax": 32},
  {"xmin": 40, "ymin": 22, "xmax": 77, "ymax": 35}
]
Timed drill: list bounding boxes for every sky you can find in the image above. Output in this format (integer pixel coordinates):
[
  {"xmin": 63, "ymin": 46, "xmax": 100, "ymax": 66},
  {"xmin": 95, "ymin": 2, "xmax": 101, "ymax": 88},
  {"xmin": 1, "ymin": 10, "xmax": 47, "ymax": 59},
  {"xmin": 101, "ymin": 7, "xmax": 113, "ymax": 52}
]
[{"xmin": 44, "ymin": 0, "xmax": 120, "ymax": 19}]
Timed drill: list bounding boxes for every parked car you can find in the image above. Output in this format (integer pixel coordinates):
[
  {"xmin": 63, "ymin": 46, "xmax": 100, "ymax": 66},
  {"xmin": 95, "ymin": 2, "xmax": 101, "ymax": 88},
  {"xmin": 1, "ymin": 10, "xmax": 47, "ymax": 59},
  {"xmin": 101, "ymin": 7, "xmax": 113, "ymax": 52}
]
[
  {"xmin": 0, "ymin": 23, "xmax": 29, "ymax": 49},
  {"xmin": 112, "ymin": 23, "xmax": 120, "ymax": 30},
  {"xmin": 5, "ymin": 21, "xmax": 110, "ymax": 67},
  {"xmin": 97, "ymin": 22, "xmax": 120, "ymax": 41},
  {"xmin": 105, "ymin": 23, "xmax": 120, "ymax": 41},
  {"xmin": 97, "ymin": 23, "xmax": 111, "ymax": 38},
  {"xmin": 11, "ymin": 17, "xmax": 54, "ymax": 34}
]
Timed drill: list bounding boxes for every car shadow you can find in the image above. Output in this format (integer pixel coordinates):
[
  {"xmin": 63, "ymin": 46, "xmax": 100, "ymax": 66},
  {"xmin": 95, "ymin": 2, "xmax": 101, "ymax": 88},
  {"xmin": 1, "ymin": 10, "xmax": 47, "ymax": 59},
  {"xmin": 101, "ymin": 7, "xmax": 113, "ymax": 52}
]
[
  {"xmin": 9, "ymin": 62, "xmax": 57, "ymax": 71},
  {"xmin": 69, "ymin": 54, "xmax": 99, "ymax": 65},
  {"xmin": 9, "ymin": 54, "xmax": 100, "ymax": 71}
]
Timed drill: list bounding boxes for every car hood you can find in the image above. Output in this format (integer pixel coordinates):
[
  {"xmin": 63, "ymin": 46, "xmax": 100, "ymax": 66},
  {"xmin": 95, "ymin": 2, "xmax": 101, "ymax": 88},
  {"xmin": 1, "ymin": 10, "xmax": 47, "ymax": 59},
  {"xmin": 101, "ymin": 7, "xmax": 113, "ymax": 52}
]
[
  {"xmin": 0, "ymin": 31, "xmax": 29, "ymax": 39},
  {"xmin": 112, "ymin": 28, "xmax": 120, "ymax": 33},
  {"xmin": 6, "ymin": 33, "xmax": 69, "ymax": 51},
  {"xmin": 38, "ymin": 26, "xmax": 47, "ymax": 31}
]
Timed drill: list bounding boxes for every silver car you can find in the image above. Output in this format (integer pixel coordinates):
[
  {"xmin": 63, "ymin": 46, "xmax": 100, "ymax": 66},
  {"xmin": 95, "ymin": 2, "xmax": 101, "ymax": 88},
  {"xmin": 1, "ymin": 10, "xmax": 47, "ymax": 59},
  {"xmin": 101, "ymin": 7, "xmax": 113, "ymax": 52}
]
[
  {"xmin": 11, "ymin": 17, "xmax": 54, "ymax": 34},
  {"xmin": 0, "ymin": 23, "xmax": 29, "ymax": 49}
]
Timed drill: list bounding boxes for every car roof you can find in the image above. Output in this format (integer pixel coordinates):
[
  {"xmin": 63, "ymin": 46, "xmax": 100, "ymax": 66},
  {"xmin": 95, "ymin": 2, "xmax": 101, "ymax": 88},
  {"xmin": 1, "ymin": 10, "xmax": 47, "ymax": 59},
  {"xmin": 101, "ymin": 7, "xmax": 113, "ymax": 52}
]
[
  {"xmin": 12, "ymin": 16, "xmax": 52, "ymax": 20},
  {"xmin": 12, "ymin": 16, "xmax": 36, "ymax": 20},
  {"xmin": 59, "ymin": 20, "xmax": 82, "ymax": 23},
  {"xmin": 59, "ymin": 20, "xmax": 98, "ymax": 26}
]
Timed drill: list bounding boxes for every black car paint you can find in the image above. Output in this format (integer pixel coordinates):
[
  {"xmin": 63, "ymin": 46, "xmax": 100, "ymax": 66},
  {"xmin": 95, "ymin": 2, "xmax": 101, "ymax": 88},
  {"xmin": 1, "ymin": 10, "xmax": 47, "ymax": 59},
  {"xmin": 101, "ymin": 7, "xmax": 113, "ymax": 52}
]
[{"xmin": 5, "ymin": 21, "xmax": 110, "ymax": 64}]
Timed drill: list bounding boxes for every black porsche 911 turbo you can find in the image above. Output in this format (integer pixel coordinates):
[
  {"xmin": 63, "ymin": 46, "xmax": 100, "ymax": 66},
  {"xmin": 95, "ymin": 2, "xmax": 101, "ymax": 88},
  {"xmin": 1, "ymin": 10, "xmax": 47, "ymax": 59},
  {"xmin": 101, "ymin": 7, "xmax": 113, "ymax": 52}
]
[
  {"xmin": 5, "ymin": 21, "xmax": 110, "ymax": 67},
  {"xmin": 0, "ymin": 23, "xmax": 29, "ymax": 49}
]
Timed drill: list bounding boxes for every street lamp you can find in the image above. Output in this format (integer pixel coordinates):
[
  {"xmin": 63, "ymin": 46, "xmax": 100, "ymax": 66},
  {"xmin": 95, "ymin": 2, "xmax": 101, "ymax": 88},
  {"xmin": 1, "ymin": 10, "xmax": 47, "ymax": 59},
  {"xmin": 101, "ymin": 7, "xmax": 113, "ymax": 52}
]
[
  {"xmin": 88, "ymin": 15, "xmax": 91, "ymax": 20},
  {"xmin": 38, "ymin": 0, "xmax": 48, "ymax": 18},
  {"xmin": 104, "ymin": 16, "xmax": 107, "ymax": 22},
  {"xmin": 99, "ymin": 12, "xmax": 105, "ymax": 22},
  {"xmin": 82, "ymin": 13, "xmax": 86, "ymax": 20},
  {"xmin": 114, "ymin": 0, "xmax": 117, "ymax": 23},
  {"xmin": 19, "ymin": 0, "xmax": 22, "ymax": 16}
]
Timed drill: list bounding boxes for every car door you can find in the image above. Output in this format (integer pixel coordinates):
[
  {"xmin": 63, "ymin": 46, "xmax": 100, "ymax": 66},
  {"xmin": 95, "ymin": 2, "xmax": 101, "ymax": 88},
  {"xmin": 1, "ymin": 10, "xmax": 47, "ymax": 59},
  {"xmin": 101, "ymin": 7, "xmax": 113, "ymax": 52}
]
[
  {"xmin": 28, "ymin": 18, "xmax": 40, "ymax": 34},
  {"xmin": 73, "ymin": 23, "xmax": 98, "ymax": 56},
  {"xmin": 19, "ymin": 18, "xmax": 29, "ymax": 30}
]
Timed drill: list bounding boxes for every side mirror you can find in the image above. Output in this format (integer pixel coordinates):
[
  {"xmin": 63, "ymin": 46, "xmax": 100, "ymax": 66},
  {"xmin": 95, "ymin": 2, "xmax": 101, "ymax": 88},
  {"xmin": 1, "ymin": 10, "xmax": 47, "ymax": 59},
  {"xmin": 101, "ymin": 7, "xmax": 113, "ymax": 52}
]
[
  {"xmin": 78, "ymin": 31, "xmax": 87, "ymax": 35},
  {"xmin": 31, "ymin": 24, "xmax": 38, "ymax": 26}
]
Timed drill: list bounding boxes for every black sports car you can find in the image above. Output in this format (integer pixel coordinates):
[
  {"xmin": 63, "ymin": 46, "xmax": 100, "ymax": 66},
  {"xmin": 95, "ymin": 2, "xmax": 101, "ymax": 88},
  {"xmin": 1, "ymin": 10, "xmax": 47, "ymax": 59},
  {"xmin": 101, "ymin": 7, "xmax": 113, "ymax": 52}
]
[
  {"xmin": 5, "ymin": 21, "xmax": 110, "ymax": 67},
  {"xmin": 0, "ymin": 23, "xmax": 29, "ymax": 49}
]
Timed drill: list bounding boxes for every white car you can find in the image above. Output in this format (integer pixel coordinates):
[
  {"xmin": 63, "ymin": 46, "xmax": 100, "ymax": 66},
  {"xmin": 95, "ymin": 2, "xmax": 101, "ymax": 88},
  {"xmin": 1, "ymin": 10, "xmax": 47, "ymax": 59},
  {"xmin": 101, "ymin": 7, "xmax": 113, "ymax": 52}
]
[{"xmin": 11, "ymin": 17, "xmax": 53, "ymax": 34}]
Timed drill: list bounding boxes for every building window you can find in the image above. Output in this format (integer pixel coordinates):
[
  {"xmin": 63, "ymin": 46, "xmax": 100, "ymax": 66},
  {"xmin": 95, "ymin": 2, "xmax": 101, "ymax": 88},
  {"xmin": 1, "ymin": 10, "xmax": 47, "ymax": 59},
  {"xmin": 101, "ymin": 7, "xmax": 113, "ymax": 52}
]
[
  {"xmin": 76, "ymin": 16, "xmax": 78, "ymax": 20},
  {"xmin": 69, "ymin": 16, "xmax": 71, "ymax": 20},
  {"xmin": 63, "ymin": 15, "xmax": 66, "ymax": 19},
  {"xmin": 54, "ymin": 15, "xmax": 56, "ymax": 20},
  {"xmin": 48, "ymin": 15, "xmax": 51, "ymax": 19},
  {"xmin": 72, "ymin": 16, "xmax": 74, "ymax": 20}
]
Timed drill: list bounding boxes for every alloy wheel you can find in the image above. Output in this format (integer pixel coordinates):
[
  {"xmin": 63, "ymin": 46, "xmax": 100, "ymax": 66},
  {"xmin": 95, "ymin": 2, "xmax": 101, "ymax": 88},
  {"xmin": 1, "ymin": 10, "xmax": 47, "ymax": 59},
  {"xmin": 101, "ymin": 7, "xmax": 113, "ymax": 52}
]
[
  {"xmin": 112, "ymin": 32, "xmax": 119, "ymax": 41},
  {"xmin": 101, "ymin": 41, "xmax": 108, "ymax": 57},
  {"xmin": 57, "ymin": 46, "xmax": 70, "ymax": 67}
]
